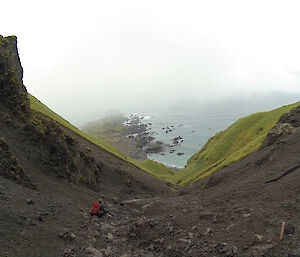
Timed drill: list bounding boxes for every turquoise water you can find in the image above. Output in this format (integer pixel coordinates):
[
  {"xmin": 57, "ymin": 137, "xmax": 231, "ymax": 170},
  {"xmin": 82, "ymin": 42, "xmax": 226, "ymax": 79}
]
[
  {"xmin": 121, "ymin": 94, "xmax": 300, "ymax": 168},
  {"xmin": 138, "ymin": 110, "xmax": 243, "ymax": 168}
]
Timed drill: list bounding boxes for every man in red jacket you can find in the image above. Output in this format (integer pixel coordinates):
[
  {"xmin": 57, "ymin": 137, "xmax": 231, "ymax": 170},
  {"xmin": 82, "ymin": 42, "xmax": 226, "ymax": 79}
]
[{"xmin": 90, "ymin": 199, "xmax": 112, "ymax": 217}]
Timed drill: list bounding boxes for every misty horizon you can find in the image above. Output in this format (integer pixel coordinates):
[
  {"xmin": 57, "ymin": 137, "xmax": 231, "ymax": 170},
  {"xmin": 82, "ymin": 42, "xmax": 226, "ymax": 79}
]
[{"xmin": 2, "ymin": 1, "xmax": 300, "ymax": 126}]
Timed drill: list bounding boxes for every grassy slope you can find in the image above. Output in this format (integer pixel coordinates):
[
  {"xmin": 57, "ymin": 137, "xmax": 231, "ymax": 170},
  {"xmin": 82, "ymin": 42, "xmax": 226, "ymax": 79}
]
[
  {"xmin": 29, "ymin": 93, "xmax": 300, "ymax": 187},
  {"xmin": 28, "ymin": 94, "xmax": 175, "ymax": 181},
  {"xmin": 170, "ymin": 101, "xmax": 300, "ymax": 186}
]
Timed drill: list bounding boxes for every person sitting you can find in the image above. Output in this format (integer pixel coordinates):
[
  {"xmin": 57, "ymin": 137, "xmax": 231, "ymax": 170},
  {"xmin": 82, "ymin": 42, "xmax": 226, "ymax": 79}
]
[{"xmin": 90, "ymin": 198, "xmax": 111, "ymax": 217}]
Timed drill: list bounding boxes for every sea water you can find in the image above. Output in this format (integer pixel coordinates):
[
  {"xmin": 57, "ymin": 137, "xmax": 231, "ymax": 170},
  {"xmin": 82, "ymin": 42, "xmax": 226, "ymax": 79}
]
[{"xmin": 133, "ymin": 109, "xmax": 246, "ymax": 168}]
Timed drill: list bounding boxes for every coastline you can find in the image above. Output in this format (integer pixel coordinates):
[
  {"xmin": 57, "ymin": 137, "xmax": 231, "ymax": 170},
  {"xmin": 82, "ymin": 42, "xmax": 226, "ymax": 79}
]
[{"xmin": 82, "ymin": 112, "xmax": 189, "ymax": 168}]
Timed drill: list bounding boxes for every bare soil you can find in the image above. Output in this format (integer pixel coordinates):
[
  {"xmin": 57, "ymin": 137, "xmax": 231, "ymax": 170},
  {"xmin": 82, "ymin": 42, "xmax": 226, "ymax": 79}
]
[{"xmin": 1, "ymin": 110, "xmax": 300, "ymax": 257}]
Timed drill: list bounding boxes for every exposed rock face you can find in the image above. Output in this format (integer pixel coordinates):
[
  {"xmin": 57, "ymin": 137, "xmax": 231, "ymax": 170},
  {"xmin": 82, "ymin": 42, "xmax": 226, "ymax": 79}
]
[
  {"xmin": 21, "ymin": 117, "xmax": 102, "ymax": 189},
  {"xmin": 278, "ymin": 105, "xmax": 300, "ymax": 127},
  {"xmin": 261, "ymin": 105, "xmax": 300, "ymax": 148},
  {"xmin": 0, "ymin": 138, "xmax": 36, "ymax": 189},
  {"xmin": 0, "ymin": 35, "xmax": 30, "ymax": 118},
  {"xmin": 261, "ymin": 122, "xmax": 296, "ymax": 148},
  {"xmin": 0, "ymin": 35, "xmax": 102, "ymax": 190}
]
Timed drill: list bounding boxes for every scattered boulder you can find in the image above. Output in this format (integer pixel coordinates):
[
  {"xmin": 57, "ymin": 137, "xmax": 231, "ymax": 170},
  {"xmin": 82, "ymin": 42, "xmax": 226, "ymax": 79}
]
[
  {"xmin": 26, "ymin": 199, "xmax": 34, "ymax": 205},
  {"xmin": 85, "ymin": 246, "xmax": 103, "ymax": 257},
  {"xmin": 60, "ymin": 229, "xmax": 76, "ymax": 241}
]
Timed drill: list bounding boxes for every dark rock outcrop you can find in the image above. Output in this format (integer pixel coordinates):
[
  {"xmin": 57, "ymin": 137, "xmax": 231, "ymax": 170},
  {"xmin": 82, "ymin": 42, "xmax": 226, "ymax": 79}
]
[
  {"xmin": 0, "ymin": 36, "xmax": 30, "ymax": 118},
  {"xmin": 0, "ymin": 138, "xmax": 36, "ymax": 189},
  {"xmin": 0, "ymin": 35, "xmax": 102, "ymax": 190},
  {"xmin": 261, "ymin": 105, "xmax": 300, "ymax": 148},
  {"xmin": 21, "ymin": 116, "xmax": 102, "ymax": 189}
]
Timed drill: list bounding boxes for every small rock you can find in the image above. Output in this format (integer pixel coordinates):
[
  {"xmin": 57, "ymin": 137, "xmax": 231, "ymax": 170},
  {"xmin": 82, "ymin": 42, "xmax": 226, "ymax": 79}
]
[
  {"xmin": 253, "ymin": 233, "xmax": 263, "ymax": 242},
  {"xmin": 112, "ymin": 197, "xmax": 118, "ymax": 204},
  {"xmin": 100, "ymin": 223, "xmax": 113, "ymax": 232},
  {"xmin": 29, "ymin": 220, "xmax": 37, "ymax": 226},
  {"xmin": 26, "ymin": 199, "xmax": 34, "ymax": 205},
  {"xmin": 188, "ymin": 232, "xmax": 194, "ymax": 238},
  {"xmin": 103, "ymin": 246, "xmax": 112, "ymax": 256},
  {"xmin": 148, "ymin": 244, "xmax": 155, "ymax": 251},
  {"xmin": 212, "ymin": 216, "xmax": 218, "ymax": 223},
  {"xmin": 204, "ymin": 227, "xmax": 213, "ymax": 236},
  {"xmin": 232, "ymin": 246, "xmax": 238, "ymax": 254},
  {"xmin": 63, "ymin": 248, "xmax": 76, "ymax": 257},
  {"xmin": 85, "ymin": 246, "xmax": 103, "ymax": 257},
  {"xmin": 60, "ymin": 230, "xmax": 76, "ymax": 241},
  {"xmin": 178, "ymin": 238, "xmax": 189, "ymax": 243},
  {"xmin": 107, "ymin": 233, "xmax": 113, "ymax": 241},
  {"xmin": 285, "ymin": 224, "xmax": 296, "ymax": 235},
  {"xmin": 199, "ymin": 211, "xmax": 214, "ymax": 220},
  {"xmin": 242, "ymin": 213, "xmax": 250, "ymax": 218},
  {"xmin": 65, "ymin": 232, "xmax": 76, "ymax": 241},
  {"xmin": 250, "ymin": 244, "xmax": 273, "ymax": 255},
  {"xmin": 145, "ymin": 252, "xmax": 155, "ymax": 257}
]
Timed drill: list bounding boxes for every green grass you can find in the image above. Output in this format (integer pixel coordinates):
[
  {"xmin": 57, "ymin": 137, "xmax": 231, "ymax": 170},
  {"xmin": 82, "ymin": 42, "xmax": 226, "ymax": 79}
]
[
  {"xmin": 169, "ymin": 101, "xmax": 300, "ymax": 186},
  {"xmin": 28, "ymin": 93, "xmax": 300, "ymax": 187},
  {"xmin": 28, "ymin": 94, "xmax": 175, "ymax": 182}
]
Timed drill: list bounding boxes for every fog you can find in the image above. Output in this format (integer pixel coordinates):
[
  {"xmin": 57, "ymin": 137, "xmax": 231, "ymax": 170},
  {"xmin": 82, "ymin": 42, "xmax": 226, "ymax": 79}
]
[{"xmin": 2, "ymin": 0, "xmax": 300, "ymax": 125}]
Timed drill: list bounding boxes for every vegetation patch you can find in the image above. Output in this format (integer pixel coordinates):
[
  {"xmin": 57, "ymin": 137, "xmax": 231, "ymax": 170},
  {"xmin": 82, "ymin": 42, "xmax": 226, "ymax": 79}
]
[
  {"xmin": 169, "ymin": 101, "xmax": 300, "ymax": 186},
  {"xmin": 28, "ymin": 94, "xmax": 175, "ymax": 182},
  {"xmin": 29, "ymin": 93, "xmax": 300, "ymax": 187}
]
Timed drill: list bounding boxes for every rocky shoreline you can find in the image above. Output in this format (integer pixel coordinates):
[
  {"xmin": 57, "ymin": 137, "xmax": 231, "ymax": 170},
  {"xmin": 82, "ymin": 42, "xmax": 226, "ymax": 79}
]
[
  {"xmin": 123, "ymin": 114, "xmax": 187, "ymax": 163},
  {"xmin": 82, "ymin": 113, "xmax": 187, "ymax": 167}
]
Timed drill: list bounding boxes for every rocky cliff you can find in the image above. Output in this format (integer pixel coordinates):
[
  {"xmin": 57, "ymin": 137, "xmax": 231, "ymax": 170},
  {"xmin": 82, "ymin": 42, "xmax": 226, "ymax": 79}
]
[
  {"xmin": 261, "ymin": 105, "xmax": 300, "ymax": 148},
  {"xmin": 0, "ymin": 35, "xmax": 29, "ymax": 119},
  {"xmin": 0, "ymin": 35, "xmax": 101, "ymax": 189}
]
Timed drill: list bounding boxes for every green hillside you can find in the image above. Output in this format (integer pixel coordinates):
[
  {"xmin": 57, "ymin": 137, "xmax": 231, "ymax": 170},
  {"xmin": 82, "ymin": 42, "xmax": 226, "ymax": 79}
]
[
  {"xmin": 28, "ymin": 94, "xmax": 176, "ymax": 181},
  {"xmin": 169, "ymin": 101, "xmax": 300, "ymax": 186},
  {"xmin": 29, "ymin": 93, "xmax": 300, "ymax": 187}
]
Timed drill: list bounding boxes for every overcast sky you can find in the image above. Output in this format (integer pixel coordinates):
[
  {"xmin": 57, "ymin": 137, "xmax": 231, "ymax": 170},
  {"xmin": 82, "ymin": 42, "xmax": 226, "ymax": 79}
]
[{"xmin": 2, "ymin": 0, "xmax": 300, "ymax": 125}]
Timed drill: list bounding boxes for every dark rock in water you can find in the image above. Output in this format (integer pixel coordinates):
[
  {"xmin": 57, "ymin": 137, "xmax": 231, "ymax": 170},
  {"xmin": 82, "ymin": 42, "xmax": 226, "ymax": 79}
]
[
  {"xmin": 172, "ymin": 136, "xmax": 183, "ymax": 145},
  {"xmin": 146, "ymin": 143, "xmax": 163, "ymax": 153},
  {"xmin": 177, "ymin": 152, "xmax": 184, "ymax": 156}
]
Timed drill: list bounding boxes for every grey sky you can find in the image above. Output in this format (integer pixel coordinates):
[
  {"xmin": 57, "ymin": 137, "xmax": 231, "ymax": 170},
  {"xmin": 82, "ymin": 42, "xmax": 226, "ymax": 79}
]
[{"xmin": 2, "ymin": 0, "xmax": 300, "ymax": 125}]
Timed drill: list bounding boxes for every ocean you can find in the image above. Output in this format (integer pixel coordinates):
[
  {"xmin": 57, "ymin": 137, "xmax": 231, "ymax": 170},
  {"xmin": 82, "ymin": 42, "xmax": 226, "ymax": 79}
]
[
  {"xmin": 134, "ymin": 109, "xmax": 247, "ymax": 168},
  {"xmin": 122, "ymin": 94, "xmax": 300, "ymax": 168}
]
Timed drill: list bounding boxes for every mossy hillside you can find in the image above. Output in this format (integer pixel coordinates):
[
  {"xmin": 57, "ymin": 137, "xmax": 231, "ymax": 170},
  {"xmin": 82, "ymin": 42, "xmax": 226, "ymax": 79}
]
[
  {"xmin": 82, "ymin": 114, "xmax": 128, "ymax": 144},
  {"xmin": 169, "ymin": 101, "xmax": 300, "ymax": 186},
  {"xmin": 28, "ymin": 94, "xmax": 175, "ymax": 181}
]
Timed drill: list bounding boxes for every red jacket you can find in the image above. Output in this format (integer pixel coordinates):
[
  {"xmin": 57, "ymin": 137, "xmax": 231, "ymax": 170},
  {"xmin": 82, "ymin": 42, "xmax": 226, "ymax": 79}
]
[{"xmin": 90, "ymin": 201, "xmax": 101, "ymax": 215}]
